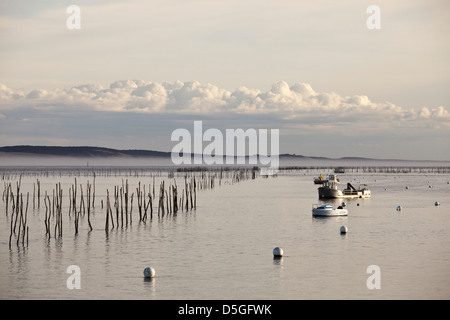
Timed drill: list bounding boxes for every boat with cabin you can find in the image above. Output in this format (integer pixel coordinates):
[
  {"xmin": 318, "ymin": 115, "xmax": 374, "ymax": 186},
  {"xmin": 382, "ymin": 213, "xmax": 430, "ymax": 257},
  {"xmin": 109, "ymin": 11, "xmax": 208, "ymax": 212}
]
[
  {"xmin": 312, "ymin": 204, "xmax": 348, "ymax": 217},
  {"xmin": 318, "ymin": 174, "xmax": 342, "ymax": 198}
]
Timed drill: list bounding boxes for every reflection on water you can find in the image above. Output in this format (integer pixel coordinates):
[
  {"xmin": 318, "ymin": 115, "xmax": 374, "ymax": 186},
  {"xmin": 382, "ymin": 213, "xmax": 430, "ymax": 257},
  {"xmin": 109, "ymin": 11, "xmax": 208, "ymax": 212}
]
[
  {"xmin": 272, "ymin": 257, "xmax": 283, "ymax": 266},
  {"xmin": 143, "ymin": 277, "xmax": 156, "ymax": 297},
  {"xmin": 1, "ymin": 169, "xmax": 450, "ymax": 299}
]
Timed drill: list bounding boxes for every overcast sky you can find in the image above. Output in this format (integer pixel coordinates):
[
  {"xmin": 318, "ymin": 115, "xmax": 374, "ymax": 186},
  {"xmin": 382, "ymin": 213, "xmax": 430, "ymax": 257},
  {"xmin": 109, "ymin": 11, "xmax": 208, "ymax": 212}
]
[{"xmin": 0, "ymin": 0, "xmax": 449, "ymax": 160}]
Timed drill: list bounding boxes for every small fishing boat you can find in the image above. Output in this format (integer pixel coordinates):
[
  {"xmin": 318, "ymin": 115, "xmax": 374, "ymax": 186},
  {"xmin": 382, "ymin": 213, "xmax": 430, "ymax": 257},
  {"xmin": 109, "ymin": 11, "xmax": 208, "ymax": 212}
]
[
  {"xmin": 312, "ymin": 204, "xmax": 348, "ymax": 217},
  {"xmin": 318, "ymin": 174, "xmax": 342, "ymax": 198}
]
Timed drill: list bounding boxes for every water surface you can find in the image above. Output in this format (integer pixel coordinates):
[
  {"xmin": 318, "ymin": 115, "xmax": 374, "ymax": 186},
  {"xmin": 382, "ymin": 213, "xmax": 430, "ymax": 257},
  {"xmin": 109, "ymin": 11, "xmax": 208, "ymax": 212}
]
[{"xmin": 1, "ymin": 168, "xmax": 449, "ymax": 299}]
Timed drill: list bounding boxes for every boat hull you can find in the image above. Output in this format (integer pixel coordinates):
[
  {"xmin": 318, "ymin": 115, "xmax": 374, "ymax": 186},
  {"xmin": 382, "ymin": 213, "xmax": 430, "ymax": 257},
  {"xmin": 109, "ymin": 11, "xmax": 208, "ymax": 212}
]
[
  {"xmin": 312, "ymin": 208, "xmax": 348, "ymax": 217},
  {"xmin": 342, "ymin": 189, "xmax": 371, "ymax": 199},
  {"xmin": 318, "ymin": 187, "xmax": 342, "ymax": 199}
]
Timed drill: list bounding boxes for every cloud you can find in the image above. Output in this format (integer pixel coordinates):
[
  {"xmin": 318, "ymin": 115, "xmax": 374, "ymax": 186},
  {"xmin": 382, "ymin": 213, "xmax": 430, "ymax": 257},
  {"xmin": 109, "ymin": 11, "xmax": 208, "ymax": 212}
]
[
  {"xmin": 0, "ymin": 83, "xmax": 24, "ymax": 100},
  {"xmin": 433, "ymin": 106, "xmax": 449, "ymax": 119},
  {"xmin": 1, "ymin": 80, "xmax": 449, "ymax": 160},
  {"xmin": 1, "ymin": 80, "xmax": 449, "ymax": 129}
]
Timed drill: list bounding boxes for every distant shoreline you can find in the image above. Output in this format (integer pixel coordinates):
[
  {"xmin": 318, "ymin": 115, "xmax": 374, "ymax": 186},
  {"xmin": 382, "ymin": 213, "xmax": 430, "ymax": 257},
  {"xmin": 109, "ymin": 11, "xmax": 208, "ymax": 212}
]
[{"xmin": 1, "ymin": 145, "xmax": 449, "ymax": 163}]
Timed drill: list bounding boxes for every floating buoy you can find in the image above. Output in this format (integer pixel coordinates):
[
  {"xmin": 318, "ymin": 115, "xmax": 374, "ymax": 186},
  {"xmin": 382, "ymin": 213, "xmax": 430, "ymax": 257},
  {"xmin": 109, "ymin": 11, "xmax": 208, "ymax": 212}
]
[
  {"xmin": 396, "ymin": 205, "xmax": 402, "ymax": 211},
  {"xmin": 340, "ymin": 226, "xmax": 348, "ymax": 234},
  {"xmin": 273, "ymin": 247, "xmax": 283, "ymax": 258},
  {"xmin": 357, "ymin": 203, "xmax": 360, "ymax": 206},
  {"xmin": 143, "ymin": 266, "xmax": 155, "ymax": 278},
  {"xmin": 405, "ymin": 186, "xmax": 409, "ymax": 189},
  {"xmin": 429, "ymin": 185, "xmax": 432, "ymax": 188},
  {"xmin": 435, "ymin": 201, "xmax": 440, "ymax": 206},
  {"xmin": 341, "ymin": 202, "xmax": 346, "ymax": 207}
]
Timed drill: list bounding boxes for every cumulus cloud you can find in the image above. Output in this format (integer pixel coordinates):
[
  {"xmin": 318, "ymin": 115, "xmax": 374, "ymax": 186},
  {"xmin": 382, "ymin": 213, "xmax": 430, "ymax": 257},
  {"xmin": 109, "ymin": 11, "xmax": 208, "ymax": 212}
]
[
  {"xmin": 0, "ymin": 83, "xmax": 24, "ymax": 100},
  {"xmin": 1, "ymin": 80, "xmax": 449, "ymax": 160},
  {"xmin": 0, "ymin": 80, "xmax": 448, "ymax": 127}
]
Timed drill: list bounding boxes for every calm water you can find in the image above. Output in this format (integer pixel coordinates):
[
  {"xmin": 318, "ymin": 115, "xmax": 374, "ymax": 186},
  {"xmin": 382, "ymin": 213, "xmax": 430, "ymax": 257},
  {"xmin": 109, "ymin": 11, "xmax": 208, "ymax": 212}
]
[{"xmin": 1, "ymin": 168, "xmax": 449, "ymax": 299}]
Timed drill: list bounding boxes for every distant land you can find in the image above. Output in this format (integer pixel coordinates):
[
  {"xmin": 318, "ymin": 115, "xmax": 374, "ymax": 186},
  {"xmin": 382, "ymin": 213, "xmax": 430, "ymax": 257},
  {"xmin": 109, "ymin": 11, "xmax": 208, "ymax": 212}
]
[
  {"xmin": 0, "ymin": 145, "xmax": 398, "ymax": 161},
  {"xmin": 0, "ymin": 145, "xmax": 449, "ymax": 167},
  {"xmin": 0, "ymin": 145, "xmax": 170, "ymax": 158}
]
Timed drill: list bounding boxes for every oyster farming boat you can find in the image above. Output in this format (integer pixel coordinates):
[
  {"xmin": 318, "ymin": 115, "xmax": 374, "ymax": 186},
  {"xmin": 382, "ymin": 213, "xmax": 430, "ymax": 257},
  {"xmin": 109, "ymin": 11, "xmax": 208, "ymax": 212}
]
[
  {"xmin": 317, "ymin": 174, "xmax": 342, "ymax": 198},
  {"xmin": 342, "ymin": 182, "xmax": 371, "ymax": 198}
]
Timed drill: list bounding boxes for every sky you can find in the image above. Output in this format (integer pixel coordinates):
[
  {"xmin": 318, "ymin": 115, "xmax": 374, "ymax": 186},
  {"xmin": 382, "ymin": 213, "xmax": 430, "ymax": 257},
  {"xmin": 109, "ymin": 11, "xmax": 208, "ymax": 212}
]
[{"xmin": 0, "ymin": 0, "xmax": 449, "ymax": 160}]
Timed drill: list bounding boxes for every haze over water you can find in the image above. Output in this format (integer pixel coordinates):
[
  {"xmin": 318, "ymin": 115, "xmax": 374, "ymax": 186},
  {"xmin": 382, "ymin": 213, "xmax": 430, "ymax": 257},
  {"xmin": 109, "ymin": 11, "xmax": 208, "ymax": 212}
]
[{"xmin": 1, "ymin": 165, "xmax": 449, "ymax": 299}]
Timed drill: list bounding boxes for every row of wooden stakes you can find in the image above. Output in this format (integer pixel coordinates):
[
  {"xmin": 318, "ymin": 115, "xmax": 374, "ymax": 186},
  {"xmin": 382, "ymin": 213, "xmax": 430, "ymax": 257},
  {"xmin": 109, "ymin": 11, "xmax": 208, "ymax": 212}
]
[
  {"xmin": 2, "ymin": 168, "xmax": 260, "ymax": 246},
  {"xmin": 104, "ymin": 177, "xmax": 197, "ymax": 232}
]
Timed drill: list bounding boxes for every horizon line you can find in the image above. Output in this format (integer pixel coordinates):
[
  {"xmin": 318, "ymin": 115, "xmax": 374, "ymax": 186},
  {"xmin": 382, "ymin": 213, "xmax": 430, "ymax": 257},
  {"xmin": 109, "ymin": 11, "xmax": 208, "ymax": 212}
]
[{"xmin": 1, "ymin": 145, "xmax": 449, "ymax": 163}]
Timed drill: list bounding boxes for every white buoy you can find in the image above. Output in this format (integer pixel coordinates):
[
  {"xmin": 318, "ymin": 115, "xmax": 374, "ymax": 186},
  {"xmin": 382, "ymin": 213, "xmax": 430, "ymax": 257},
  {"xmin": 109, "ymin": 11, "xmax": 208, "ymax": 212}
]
[
  {"xmin": 405, "ymin": 186, "xmax": 409, "ymax": 189},
  {"xmin": 143, "ymin": 266, "xmax": 155, "ymax": 278},
  {"xmin": 396, "ymin": 205, "xmax": 402, "ymax": 211},
  {"xmin": 340, "ymin": 226, "xmax": 348, "ymax": 234},
  {"xmin": 435, "ymin": 201, "xmax": 440, "ymax": 206},
  {"xmin": 273, "ymin": 247, "xmax": 283, "ymax": 258},
  {"xmin": 341, "ymin": 201, "xmax": 346, "ymax": 207}
]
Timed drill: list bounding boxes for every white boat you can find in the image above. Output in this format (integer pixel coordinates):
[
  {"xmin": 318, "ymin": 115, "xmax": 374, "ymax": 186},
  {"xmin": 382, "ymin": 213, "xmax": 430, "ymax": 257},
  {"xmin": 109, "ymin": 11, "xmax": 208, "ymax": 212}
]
[
  {"xmin": 342, "ymin": 183, "xmax": 371, "ymax": 199},
  {"xmin": 312, "ymin": 204, "xmax": 348, "ymax": 217}
]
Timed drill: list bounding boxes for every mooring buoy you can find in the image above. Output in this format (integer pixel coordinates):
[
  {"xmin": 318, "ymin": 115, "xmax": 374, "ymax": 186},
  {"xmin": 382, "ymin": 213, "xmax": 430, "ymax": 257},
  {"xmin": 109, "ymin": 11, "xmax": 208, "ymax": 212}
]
[
  {"xmin": 273, "ymin": 247, "xmax": 283, "ymax": 258},
  {"xmin": 143, "ymin": 266, "xmax": 155, "ymax": 278},
  {"xmin": 340, "ymin": 226, "xmax": 348, "ymax": 234}
]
